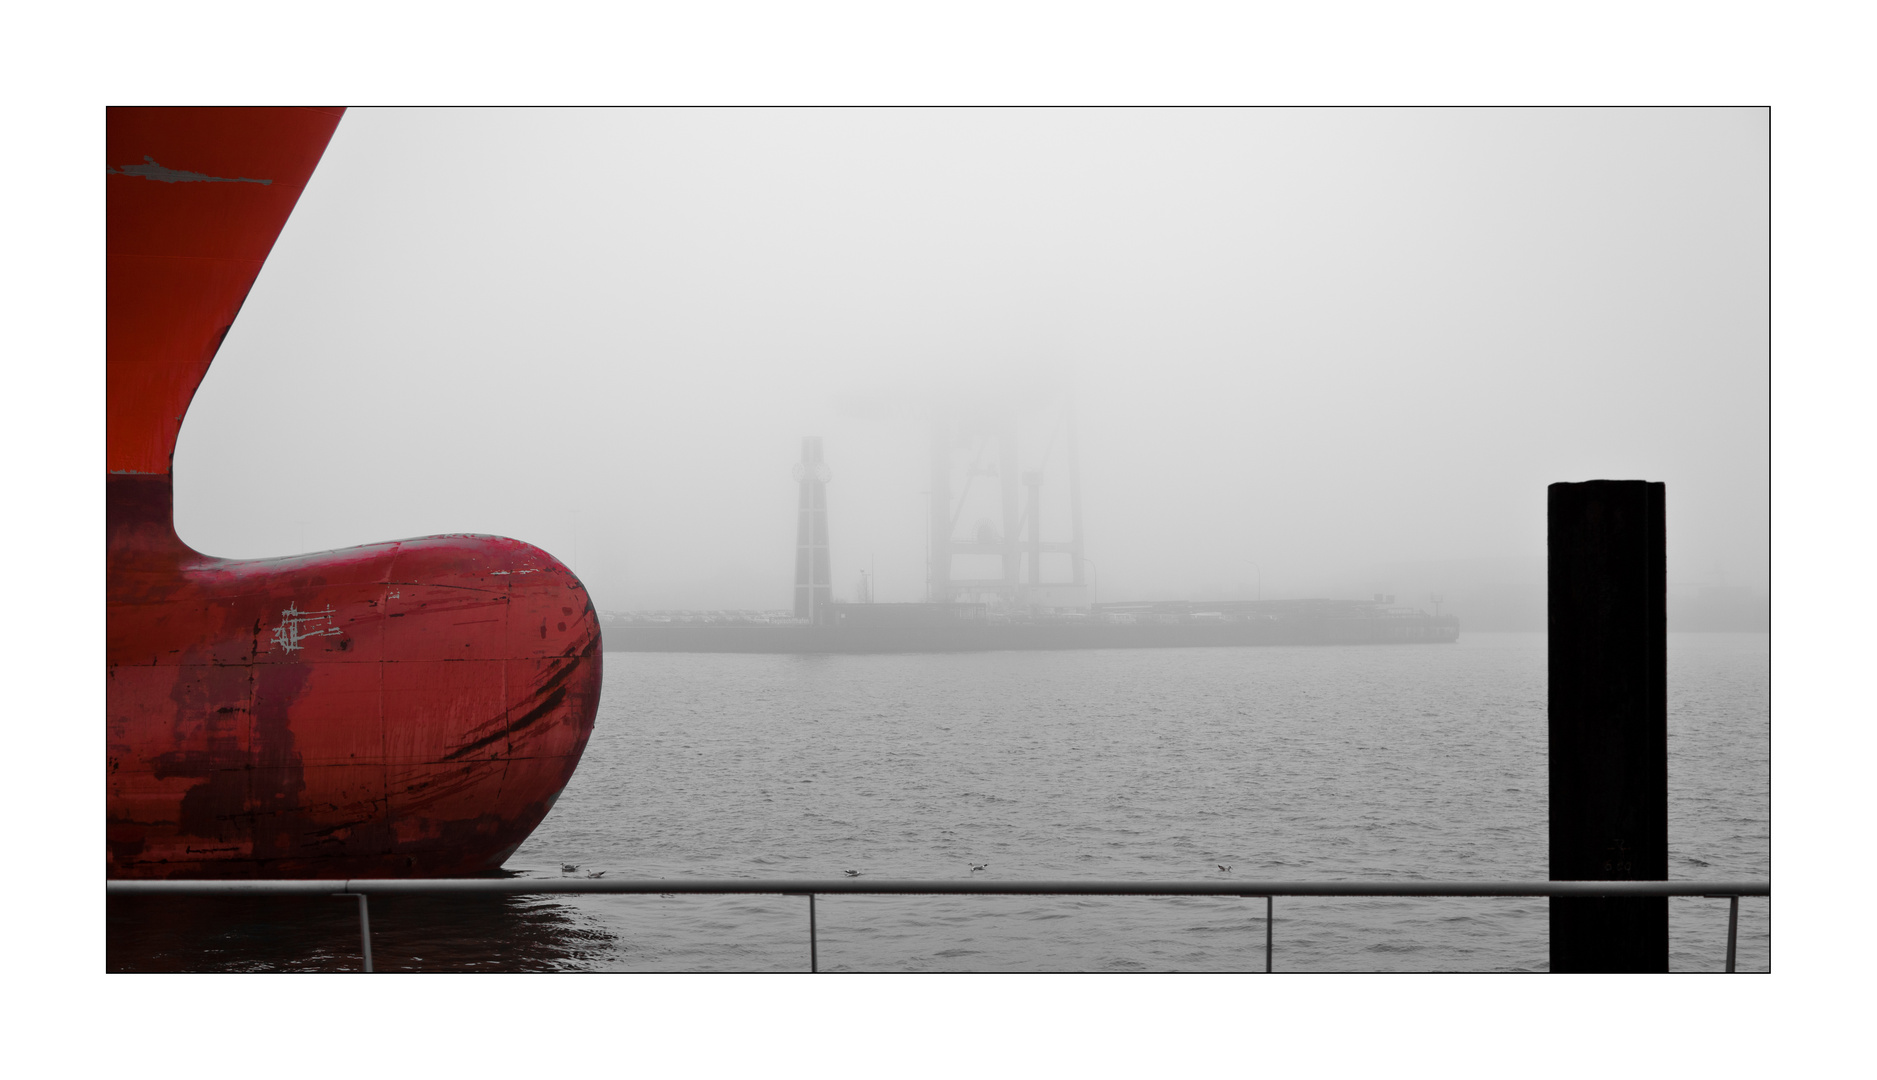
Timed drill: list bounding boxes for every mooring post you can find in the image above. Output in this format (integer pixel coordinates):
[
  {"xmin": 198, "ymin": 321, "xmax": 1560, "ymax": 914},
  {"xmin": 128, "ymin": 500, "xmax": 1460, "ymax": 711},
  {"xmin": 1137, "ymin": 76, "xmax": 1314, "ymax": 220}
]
[{"xmin": 1548, "ymin": 480, "xmax": 1668, "ymax": 972}]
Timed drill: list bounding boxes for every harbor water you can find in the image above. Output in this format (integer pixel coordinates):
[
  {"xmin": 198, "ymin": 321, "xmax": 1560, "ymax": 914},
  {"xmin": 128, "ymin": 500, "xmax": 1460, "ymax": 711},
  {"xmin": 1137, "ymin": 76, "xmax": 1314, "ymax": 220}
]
[{"xmin": 107, "ymin": 632, "xmax": 1770, "ymax": 972}]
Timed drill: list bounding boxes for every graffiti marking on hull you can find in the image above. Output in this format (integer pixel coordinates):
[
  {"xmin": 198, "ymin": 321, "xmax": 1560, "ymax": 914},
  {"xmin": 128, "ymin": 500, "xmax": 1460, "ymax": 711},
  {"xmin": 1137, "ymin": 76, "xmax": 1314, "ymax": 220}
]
[{"xmin": 270, "ymin": 603, "xmax": 343, "ymax": 653}]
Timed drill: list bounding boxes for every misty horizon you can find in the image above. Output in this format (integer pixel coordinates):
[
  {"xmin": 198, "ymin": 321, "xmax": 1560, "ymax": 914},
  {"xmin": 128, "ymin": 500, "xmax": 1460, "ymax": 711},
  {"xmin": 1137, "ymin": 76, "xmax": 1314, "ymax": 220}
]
[{"xmin": 170, "ymin": 108, "xmax": 1769, "ymax": 618}]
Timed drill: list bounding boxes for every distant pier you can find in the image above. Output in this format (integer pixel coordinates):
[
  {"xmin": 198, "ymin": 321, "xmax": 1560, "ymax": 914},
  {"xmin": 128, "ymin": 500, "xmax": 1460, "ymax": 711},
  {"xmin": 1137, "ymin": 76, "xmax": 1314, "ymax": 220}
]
[{"xmin": 599, "ymin": 598, "xmax": 1460, "ymax": 653}]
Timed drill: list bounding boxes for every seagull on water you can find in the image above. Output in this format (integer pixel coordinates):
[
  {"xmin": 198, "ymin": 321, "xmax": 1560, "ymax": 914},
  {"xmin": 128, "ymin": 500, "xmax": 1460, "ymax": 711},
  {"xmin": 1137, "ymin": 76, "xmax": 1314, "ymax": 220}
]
[
  {"xmin": 1216, "ymin": 864, "xmax": 1232, "ymax": 872},
  {"xmin": 970, "ymin": 863, "xmax": 988, "ymax": 872},
  {"xmin": 843, "ymin": 869, "xmax": 862, "ymax": 877},
  {"xmin": 586, "ymin": 870, "xmax": 607, "ymax": 879},
  {"xmin": 560, "ymin": 863, "xmax": 581, "ymax": 873}
]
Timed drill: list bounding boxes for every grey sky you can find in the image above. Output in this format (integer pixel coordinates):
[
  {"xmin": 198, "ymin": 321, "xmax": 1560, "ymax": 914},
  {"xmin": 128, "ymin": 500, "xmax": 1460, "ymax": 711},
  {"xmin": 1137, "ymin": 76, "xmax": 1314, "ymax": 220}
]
[{"xmin": 173, "ymin": 107, "xmax": 1768, "ymax": 612}]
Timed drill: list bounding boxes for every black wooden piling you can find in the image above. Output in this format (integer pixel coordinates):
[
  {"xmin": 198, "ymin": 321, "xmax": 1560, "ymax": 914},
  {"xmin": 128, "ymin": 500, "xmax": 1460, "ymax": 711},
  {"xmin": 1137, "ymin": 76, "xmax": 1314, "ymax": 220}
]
[{"xmin": 1548, "ymin": 480, "xmax": 1668, "ymax": 972}]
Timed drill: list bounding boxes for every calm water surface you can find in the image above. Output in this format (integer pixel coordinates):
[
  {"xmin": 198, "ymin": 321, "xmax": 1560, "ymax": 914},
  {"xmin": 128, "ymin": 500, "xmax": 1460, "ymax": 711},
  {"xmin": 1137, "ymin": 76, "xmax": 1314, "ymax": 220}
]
[{"xmin": 108, "ymin": 632, "xmax": 1769, "ymax": 972}]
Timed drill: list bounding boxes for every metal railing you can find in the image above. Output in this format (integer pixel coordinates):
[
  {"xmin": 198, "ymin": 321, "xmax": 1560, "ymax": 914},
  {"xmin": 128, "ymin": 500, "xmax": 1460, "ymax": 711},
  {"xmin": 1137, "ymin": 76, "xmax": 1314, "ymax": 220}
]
[{"xmin": 108, "ymin": 877, "xmax": 1768, "ymax": 973}]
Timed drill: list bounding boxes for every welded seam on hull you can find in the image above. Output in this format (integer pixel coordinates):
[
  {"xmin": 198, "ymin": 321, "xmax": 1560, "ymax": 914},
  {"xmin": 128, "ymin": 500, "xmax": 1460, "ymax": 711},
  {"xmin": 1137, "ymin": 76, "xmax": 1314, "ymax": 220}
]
[{"xmin": 380, "ymin": 581, "xmax": 507, "ymax": 594}]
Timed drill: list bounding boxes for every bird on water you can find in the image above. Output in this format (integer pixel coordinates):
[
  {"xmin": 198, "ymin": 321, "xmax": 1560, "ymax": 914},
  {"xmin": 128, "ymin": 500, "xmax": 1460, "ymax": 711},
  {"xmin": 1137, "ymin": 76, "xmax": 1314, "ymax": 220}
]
[
  {"xmin": 1217, "ymin": 864, "xmax": 1232, "ymax": 872},
  {"xmin": 970, "ymin": 863, "xmax": 988, "ymax": 872},
  {"xmin": 586, "ymin": 871, "xmax": 607, "ymax": 879},
  {"xmin": 843, "ymin": 870, "xmax": 861, "ymax": 877},
  {"xmin": 561, "ymin": 863, "xmax": 581, "ymax": 873}
]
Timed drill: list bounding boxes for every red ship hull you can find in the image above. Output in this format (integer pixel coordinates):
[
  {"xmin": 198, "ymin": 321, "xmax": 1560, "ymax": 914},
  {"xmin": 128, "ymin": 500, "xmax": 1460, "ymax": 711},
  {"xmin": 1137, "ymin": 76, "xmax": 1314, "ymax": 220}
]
[{"xmin": 107, "ymin": 108, "xmax": 601, "ymax": 878}]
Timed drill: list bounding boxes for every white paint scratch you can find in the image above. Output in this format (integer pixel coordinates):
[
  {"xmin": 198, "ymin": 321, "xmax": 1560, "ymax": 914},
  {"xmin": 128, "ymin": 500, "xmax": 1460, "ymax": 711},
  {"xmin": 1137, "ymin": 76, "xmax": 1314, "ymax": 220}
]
[{"xmin": 270, "ymin": 603, "xmax": 343, "ymax": 652}]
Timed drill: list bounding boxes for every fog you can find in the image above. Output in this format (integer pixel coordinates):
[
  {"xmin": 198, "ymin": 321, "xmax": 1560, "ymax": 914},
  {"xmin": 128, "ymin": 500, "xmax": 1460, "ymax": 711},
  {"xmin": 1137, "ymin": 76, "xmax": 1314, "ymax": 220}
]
[{"xmin": 173, "ymin": 108, "xmax": 1768, "ymax": 624}]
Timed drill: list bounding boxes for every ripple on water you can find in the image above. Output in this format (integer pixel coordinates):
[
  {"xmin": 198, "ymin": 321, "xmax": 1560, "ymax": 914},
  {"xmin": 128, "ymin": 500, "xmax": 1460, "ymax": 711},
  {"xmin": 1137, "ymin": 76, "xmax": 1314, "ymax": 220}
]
[{"xmin": 107, "ymin": 633, "xmax": 1768, "ymax": 972}]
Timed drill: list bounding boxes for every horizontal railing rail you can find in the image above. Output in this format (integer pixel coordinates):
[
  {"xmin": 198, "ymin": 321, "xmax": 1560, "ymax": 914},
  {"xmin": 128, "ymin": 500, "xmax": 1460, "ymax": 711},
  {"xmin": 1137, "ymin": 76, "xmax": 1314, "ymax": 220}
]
[
  {"xmin": 107, "ymin": 878, "xmax": 1768, "ymax": 974},
  {"xmin": 107, "ymin": 878, "xmax": 1769, "ymax": 898}
]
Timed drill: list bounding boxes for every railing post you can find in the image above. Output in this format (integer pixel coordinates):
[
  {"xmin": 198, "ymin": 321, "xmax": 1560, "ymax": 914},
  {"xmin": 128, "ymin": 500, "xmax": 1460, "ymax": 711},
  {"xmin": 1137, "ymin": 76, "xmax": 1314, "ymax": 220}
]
[
  {"xmin": 1245, "ymin": 895, "xmax": 1273, "ymax": 972},
  {"xmin": 1549, "ymin": 480, "xmax": 1668, "ymax": 972},
  {"xmin": 334, "ymin": 892, "xmax": 372, "ymax": 973},
  {"xmin": 1726, "ymin": 895, "xmax": 1739, "ymax": 973},
  {"xmin": 809, "ymin": 893, "xmax": 818, "ymax": 973}
]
